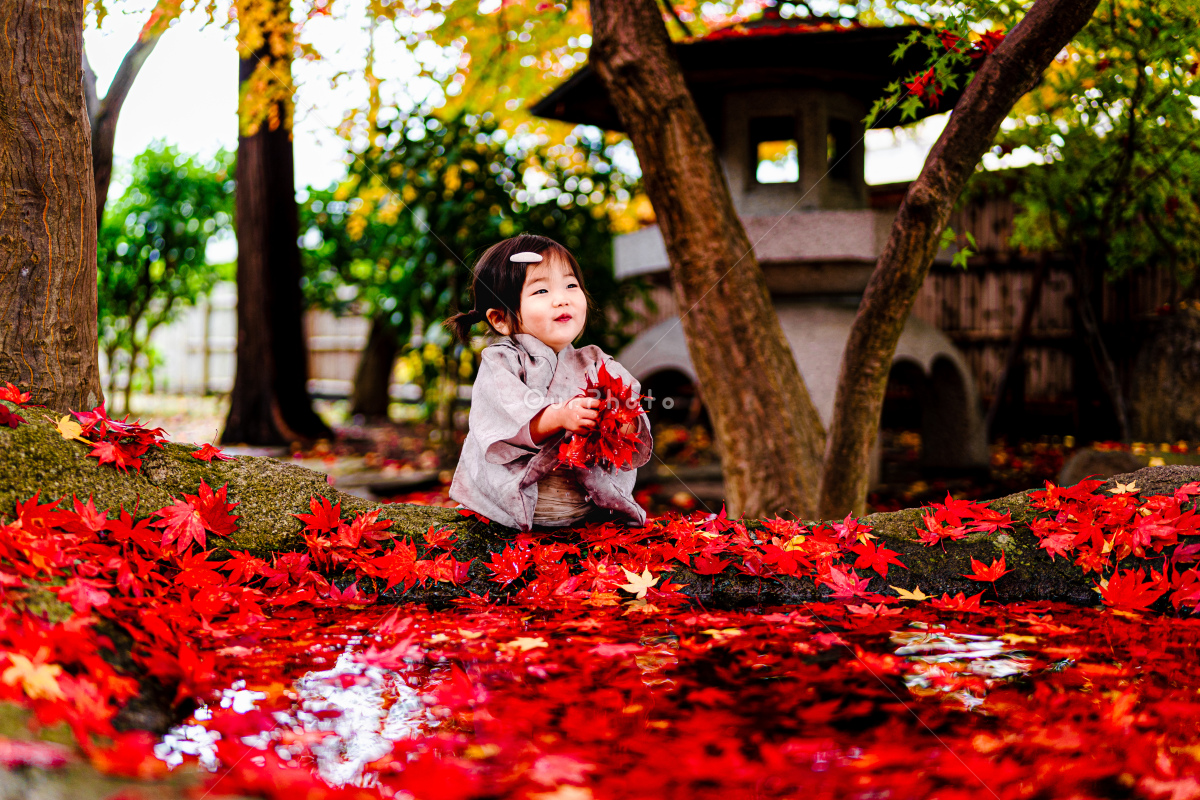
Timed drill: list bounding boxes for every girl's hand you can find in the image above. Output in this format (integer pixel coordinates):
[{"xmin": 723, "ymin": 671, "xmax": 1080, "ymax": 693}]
[
  {"xmin": 530, "ymin": 395, "xmax": 600, "ymax": 444},
  {"xmin": 557, "ymin": 395, "xmax": 601, "ymax": 434}
]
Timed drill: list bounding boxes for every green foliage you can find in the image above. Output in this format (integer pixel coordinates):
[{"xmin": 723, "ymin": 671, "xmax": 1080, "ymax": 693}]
[
  {"xmin": 985, "ymin": 0, "xmax": 1200, "ymax": 283},
  {"xmin": 865, "ymin": 1, "xmax": 1018, "ymax": 127},
  {"xmin": 298, "ymin": 111, "xmax": 651, "ymax": 418},
  {"xmin": 97, "ymin": 143, "xmax": 235, "ymax": 411}
]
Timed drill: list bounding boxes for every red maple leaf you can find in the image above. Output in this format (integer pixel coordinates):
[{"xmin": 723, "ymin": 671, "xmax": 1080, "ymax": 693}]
[
  {"xmin": 905, "ymin": 68, "xmax": 943, "ymax": 108},
  {"xmin": 555, "ymin": 362, "xmax": 645, "ymax": 471},
  {"xmin": 70, "ymin": 496, "xmax": 109, "ymax": 536},
  {"xmin": 153, "ymin": 499, "xmax": 208, "ymax": 554},
  {"xmin": 191, "ymin": 443, "xmax": 234, "ymax": 462},
  {"xmin": 819, "ymin": 564, "xmax": 872, "ymax": 598},
  {"xmin": 963, "ymin": 552, "xmax": 1014, "ymax": 585},
  {"xmin": 57, "ymin": 577, "xmax": 113, "ymax": 614},
  {"xmin": 424, "ymin": 525, "xmax": 458, "ymax": 551},
  {"xmin": 0, "ymin": 405, "xmax": 25, "ymax": 428},
  {"xmin": 851, "ymin": 539, "xmax": 907, "ymax": 578},
  {"xmin": 0, "ymin": 382, "xmax": 32, "ymax": 404},
  {"xmin": 971, "ymin": 28, "xmax": 1006, "ymax": 59},
  {"xmin": 937, "ymin": 29, "xmax": 964, "ymax": 52},
  {"xmin": 692, "ymin": 553, "xmax": 732, "ymax": 575},
  {"xmin": 294, "ymin": 496, "xmax": 342, "ymax": 534},
  {"xmin": 1037, "ymin": 530, "xmax": 1076, "ymax": 561},
  {"xmin": 88, "ymin": 440, "xmax": 142, "ymax": 473},
  {"xmin": 193, "ymin": 481, "xmax": 240, "ymax": 539},
  {"xmin": 486, "ymin": 545, "xmax": 531, "ymax": 585},
  {"xmin": 930, "ymin": 590, "xmax": 985, "ymax": 611},
  {"xmin": 1099, "ymin": 568, "xmax": 1167, "ymax": 612}
]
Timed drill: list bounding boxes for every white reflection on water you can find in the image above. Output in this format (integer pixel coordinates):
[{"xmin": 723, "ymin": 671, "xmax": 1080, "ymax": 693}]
[
  {"xmin": 155, "ymin": 645, "xmax": 435, "ymax": 788},
  {"xmin": 286, "ymin": 648, "xmax": 433, "ymax": 786},
  {"xmin": 891, "ymin": 622, "xmax": 1034, "ymax": 710}
]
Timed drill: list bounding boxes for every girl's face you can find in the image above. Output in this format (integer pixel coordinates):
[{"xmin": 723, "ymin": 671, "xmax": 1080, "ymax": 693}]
[{"xmin": 487, "ymin": 254, "xmax": 587, "ymax": 352}]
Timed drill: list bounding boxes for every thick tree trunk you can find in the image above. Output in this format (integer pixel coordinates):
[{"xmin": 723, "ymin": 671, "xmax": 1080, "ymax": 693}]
[
  {"xmin": 0, "ymin": 0, "xmax": 103, "ymax": 411},
  {"xmin": 818, "ymin": 0, "xmax": 1102, "ymax": 519},
  {"xmin": 588, "ymin": 0, "xmax": 826, "ymax": 519},
  {"xmin": 222, "ymin": 38, "xmax": 331, "ymax": 446},
  {"xmin": 350, "ymin": 315, "xmax": 399, "ymax": 420}
]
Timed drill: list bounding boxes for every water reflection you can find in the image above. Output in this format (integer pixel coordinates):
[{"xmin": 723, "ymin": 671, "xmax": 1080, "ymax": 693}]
[
  {"xmin": 891, "ymin": 622, "xmax": 1034, "ymax": 709},
  {"xmin": 156, "ymin": 645, "xmax": 433, "ymax": 788}
]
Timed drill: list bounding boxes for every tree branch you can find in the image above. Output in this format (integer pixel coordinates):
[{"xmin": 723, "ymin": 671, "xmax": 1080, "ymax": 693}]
[
  {"xmin": 817, "ymin": 0, "xmax": 1102, "ymax": 518},
  {"xmin": 92, "ymin": 11, "xmax": 167, "ymax": 226}
]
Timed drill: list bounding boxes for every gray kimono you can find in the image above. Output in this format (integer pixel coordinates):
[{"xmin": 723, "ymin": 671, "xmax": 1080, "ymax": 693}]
[{"xmin": 449, "ymin": 333, "xmax": 653, "ymax": 531}]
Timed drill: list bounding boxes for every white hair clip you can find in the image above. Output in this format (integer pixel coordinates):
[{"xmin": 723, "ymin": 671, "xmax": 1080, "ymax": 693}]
[{"xmin": 510, "ymin": 251, "xmax": 543, "ymax": 263}]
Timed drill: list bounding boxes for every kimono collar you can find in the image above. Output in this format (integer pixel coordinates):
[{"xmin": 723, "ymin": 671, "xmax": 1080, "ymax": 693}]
[{"xmin": 510, "ymin": 333, "xmax": 574, "ymax": 365}]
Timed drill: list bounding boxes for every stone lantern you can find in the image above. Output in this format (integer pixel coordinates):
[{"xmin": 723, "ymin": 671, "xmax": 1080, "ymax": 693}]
[{"xmin": 531, "ymin": 15, "xmax": 988, "ymax": 478}]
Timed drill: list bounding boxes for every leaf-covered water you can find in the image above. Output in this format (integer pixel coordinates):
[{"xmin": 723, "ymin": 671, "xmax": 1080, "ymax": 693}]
[{"xmin": 155, "ymin": 599, "xmax": 1200, "ymax": 800}]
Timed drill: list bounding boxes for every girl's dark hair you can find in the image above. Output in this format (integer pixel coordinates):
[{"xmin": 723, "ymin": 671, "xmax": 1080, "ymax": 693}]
[{"xmin": 444, "ymin": 233, "xmax": 593, "ymax": 344}]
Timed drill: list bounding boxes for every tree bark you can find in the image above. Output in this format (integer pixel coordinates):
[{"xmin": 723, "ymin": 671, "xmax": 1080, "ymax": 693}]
[
  {"xmin": 588, "ymin": 0, "xmax": 827, "ymax": 519},
  {"xmin": 86, "ymin": 17, "xmax": 164, "ymax": 227},
  {"xmin": 350, "ymin": 315, "xmax": 399, "ymax": 420},
  {"xmin": 222, "ymin": 26, "xmax": 331, "ymax": 446},
  {"xmin": 0, "ymin": 0, "xmax": 103, "ymax": 411},
  {"xmin": 818, "ymin": 0, "xmax": 1102, "ymax": 519}
]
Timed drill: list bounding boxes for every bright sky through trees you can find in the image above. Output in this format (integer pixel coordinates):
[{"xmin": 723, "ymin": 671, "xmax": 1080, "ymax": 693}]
[{"xmin": 83, "ymin": 0, "xmax": 945, "ymax": 203}]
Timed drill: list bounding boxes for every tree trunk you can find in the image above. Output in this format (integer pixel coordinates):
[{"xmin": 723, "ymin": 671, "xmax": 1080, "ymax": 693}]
[
  {"xmin": 222, "ymin": 26, "xmax": 331, "ymax": 446},
  {"xmin": 588, "ymin": 0, "xmax": 826, "ymax": 519},
  {"xmin": 0, "ymin": 0, "xmax": 103, "ymax": 411},
  {"xmin": 350, "ymin": 315, "xmax": 399, "ymax": 420},
  {"xmin": 818, "ymin": 0, "xmax": 1102, "ymax": 519},
  {"xmin": 86, "ymin": 23, "xmax": 164, "ymax": 227}
]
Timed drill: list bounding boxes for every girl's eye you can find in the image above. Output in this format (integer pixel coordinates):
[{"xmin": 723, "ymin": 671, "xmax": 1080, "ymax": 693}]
[{"xmin": 567, "ymin": 283, "xmax": 578, "ymax": 289}]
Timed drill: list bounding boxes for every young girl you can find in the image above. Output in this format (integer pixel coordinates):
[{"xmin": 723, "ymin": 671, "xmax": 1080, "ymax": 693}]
[{"xmin": 445, "ymin": 233, "xmax": 653, "ymax": 531}]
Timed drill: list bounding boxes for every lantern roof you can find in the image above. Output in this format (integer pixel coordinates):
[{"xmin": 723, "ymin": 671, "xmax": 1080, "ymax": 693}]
[{"xmin": 529, "ymin": 18, "xmax": 957, "ymax": 130}]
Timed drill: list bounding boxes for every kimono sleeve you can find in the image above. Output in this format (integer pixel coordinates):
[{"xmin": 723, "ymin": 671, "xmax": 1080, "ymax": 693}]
[
  {"xmin": 598, "ymin": 353, "xmax": 654, "ymax": 471},
  {"xmin": 470, "ymin": 345, "xmax": 553, "ymax": 465}
]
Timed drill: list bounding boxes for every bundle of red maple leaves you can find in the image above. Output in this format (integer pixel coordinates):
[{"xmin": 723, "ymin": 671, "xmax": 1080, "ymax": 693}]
[{"xmin": 556, "ymin": 363, "xmax": 645, "ymax": 471}]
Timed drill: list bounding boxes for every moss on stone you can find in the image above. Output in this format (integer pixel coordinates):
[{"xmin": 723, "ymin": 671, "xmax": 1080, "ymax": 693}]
[{"xmin": 3, "ymin": 403, "xmax": 1198, "ymax": 609}]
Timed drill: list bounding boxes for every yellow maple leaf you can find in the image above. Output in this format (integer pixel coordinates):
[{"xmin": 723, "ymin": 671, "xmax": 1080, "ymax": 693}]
[
  {"xmin": 1, "ymin": 650, "xmax": 65, "ymax": 700},
  {"xmin": 890, "ymin": 585, "xmax": 930, "ymax": 602},
  {"xmin": 508, "ymin": 637, "xmax": 548, "ymax": 652},
  {"xmin": 49, "ymin": 415, "xmax": 88, "ymax": 444},
  {"xmin": 618, "ymin": 567, "xmax": 658, "ymax": 599},
  {"xmin": 999, "ymin": 633, "xmax": 1038, "ymax": 645},
  {"xmin": 1109, "ymin": 481, "xmax": 1140, "ymax": 495},
  {"xmin": 583, "ymin": 591, "xmax": 620, "ymax": 607}
]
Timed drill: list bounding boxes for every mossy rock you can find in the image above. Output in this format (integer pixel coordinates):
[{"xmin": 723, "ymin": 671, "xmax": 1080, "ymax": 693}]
[{"xmin": 3, "ymin": 402, "xmax": 1198, "ymax": 608}]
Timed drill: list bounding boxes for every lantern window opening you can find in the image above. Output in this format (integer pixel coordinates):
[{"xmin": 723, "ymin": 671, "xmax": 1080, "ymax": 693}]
[{"xmin": 750, "ymin": 116, "xmax": 800, "ymax": 185}]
